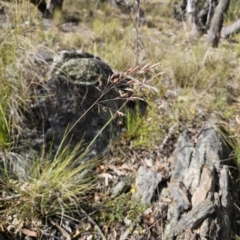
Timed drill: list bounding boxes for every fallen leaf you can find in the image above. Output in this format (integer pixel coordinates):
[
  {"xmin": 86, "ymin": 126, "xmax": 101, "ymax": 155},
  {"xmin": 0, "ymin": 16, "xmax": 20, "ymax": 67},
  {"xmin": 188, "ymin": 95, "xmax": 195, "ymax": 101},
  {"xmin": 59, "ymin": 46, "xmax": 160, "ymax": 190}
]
[{"xmin": 21, "ymin": 228, "xmax": 38, "ymax": 238}]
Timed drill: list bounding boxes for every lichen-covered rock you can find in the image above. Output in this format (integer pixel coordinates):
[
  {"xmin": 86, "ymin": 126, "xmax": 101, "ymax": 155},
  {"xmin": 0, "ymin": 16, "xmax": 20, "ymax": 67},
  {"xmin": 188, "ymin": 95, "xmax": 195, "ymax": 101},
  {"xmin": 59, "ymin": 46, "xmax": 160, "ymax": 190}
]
[
  {"xmin": 48, "ymin": 51, "xmax": 112, "ymax": 86},
  {"xmin": 29, "ymin": 50, "xmax": 146, "ymax": 156}
]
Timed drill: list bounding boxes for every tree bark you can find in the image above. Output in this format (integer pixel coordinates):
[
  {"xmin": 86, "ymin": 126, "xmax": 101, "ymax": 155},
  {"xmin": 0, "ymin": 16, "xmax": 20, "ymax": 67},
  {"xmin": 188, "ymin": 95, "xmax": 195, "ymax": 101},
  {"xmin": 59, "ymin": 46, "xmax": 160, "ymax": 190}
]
[
  {"xmin": 46, "ymin": 0, "xmax": 64, "ymax": 17},
  {"xmin": 207, "ymin": 0, "xmax": 231, "ymax": 47},
  {"xmin": 198, "ymin": 0, "xmax": 218, "ymax": 28},
  {"xmin": 0, "ymin": 3, "xmax": 3, "ymax": 14},
  {"xmin": 186, "ymin": 0, "xmax": 199, "ymax": 34}
]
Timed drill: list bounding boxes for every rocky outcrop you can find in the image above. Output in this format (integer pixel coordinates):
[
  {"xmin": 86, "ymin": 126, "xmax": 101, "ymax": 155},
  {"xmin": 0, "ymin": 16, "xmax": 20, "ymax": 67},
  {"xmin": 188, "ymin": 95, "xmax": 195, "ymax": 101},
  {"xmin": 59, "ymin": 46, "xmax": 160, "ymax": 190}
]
[
  {"xmin": 134, "ymin": 120, "xmax": 236, "ymax": 239},
  {"xmin": 164, "ymin": 121, "xmax": 233, "ymax": 239}
]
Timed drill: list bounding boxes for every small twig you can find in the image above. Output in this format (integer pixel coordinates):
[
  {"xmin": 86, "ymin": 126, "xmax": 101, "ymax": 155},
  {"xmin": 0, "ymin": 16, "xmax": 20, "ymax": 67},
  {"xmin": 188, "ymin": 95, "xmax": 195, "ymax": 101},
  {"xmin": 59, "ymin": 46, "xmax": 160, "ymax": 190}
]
[
  {"xmin": 50, "ymin": 220, "xmax": 71, "ymax": 240},
  {"xmin": 126, "ymin": 76, "xmax": 159, "ymax": 93},
  {"xmin": 80, "ymin": 207, "xmax": 106, "ymax": 240},
  {"xmin": 56, "ymin": 192, "xmax": 65, "ymax": 227}
]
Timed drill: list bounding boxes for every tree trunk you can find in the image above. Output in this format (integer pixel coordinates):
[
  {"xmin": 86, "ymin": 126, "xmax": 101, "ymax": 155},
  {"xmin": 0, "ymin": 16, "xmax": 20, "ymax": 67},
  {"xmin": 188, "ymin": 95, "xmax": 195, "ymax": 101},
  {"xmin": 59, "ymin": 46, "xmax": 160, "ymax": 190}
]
[
  {"xmin": 29, "ymin": 0, "xmax": 48, "ymax": 16},
  {"xmin": 186, "ymin": 0, "xmax": 199, "ymax": 34},
  {"xmin": 29, "ymin": 0, "xmax": 64, "ymax": 18},
  {"xmin": 0, "ymin": 2, "xmax": 4, "ymax": 14},
  {"xmin": 46, "ymin": 0, "xmax": 64, "ymax": 18},
  {"xmin": 198, "ymin": 0, "xmax": 218, "ymax": 29},
  {"xmin": 207, "ymin": 0, "xmax": 231, "ymax": 47}
]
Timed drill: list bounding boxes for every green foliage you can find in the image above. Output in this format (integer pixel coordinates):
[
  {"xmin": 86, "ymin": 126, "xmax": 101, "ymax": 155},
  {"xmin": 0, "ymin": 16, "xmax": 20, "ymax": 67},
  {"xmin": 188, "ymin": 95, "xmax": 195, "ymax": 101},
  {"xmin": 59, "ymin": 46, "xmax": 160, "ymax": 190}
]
[
  {"xmin": 127, "ymin": 197, "xmax": 146, "ymax": 227},
  {"xmin": 234, "ymin": 146, "xmax": 240, "ymax": 170},
  {"xmin": 124, "ymin": 106, "xmax": 144, "ymax": 144},
  {"xmin": 0, "ymin": 35, "xmax": 17, "ymax": 149},
  {"xmin": 92, "ymin": 17, "xmax": 135, "ymax": 70},
  {"xmin": 0, "ymin": 105, "xmax": 10, "ymax": 149},
  {"xmin": 163, "ymin": 44, "xmax": 232, "ymax": 89},
  {"xmin": 226, "ymin": 0, "xmax": 240, "ymax": 22},
  {"xmin": 97, "ymin": 193, "xmax": 146, "ymax": 229},
  {"xmin": 93, "ymin": 18, "xmax": 124, "ymax": 41},
  {"xmin": 53, "ymin": 8, "xmax": 63, "ymax": 25},
  {"xmin": 123, "ymin": 102, "xmax": 159, "ymax": 149}
]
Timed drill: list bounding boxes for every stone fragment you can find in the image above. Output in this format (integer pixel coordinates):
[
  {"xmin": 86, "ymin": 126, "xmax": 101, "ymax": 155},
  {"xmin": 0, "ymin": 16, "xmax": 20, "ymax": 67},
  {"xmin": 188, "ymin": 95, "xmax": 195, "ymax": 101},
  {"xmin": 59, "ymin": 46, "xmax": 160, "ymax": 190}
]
[{"xmin": 134, "ymin": 166, "xmax": 162, "ymax": 204}]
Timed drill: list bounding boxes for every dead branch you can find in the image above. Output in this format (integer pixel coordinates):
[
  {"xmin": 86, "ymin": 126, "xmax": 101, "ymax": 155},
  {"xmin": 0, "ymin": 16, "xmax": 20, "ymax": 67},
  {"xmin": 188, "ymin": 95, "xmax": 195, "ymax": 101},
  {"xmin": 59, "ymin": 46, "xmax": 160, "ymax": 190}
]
[{"xmin": 221, "ymin": 19, "xmax": 240, "ymax": 38}]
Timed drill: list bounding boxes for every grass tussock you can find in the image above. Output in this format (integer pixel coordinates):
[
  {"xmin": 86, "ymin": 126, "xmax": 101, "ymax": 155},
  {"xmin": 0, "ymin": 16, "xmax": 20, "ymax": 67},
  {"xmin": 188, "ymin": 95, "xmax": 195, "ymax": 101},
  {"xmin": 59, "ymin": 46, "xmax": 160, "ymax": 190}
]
[{"xmin": 0, "ymin": 144, "xmax": 99, "ymax": 233}]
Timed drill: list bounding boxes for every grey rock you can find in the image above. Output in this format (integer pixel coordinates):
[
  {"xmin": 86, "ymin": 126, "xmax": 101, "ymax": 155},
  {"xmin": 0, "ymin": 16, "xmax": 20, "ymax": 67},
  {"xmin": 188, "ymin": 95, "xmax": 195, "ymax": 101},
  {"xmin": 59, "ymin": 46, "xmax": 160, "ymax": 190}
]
[
  {"xmin": 0, "ymin": 151, "xmax": 32, "ymax": 180},
  {"xmin": 168, "ymin": 181, "xmax": 191, "ymax": 211},
  {"xmin": 191, "ymin": 165, "xmax": 216, "ymax": 207},
  {"xmin": 217, "ymin": 165, "xmax": 232, "ymax": 240},
  {"xmin": 171, "ymin": 130, "xmax": 194, "ymax": 182},
  {"xmin": 172, "ymin": 200, "xmax": 215, "ymax": 236},
  {"xmin": 111, "ymin": 177, "xmax": 133, "ymax": 198},
  {"xmin": 37, "ymin": 50, "xmax": 54, "ymax": 63},
  {"xmin": 163, "ymin": 121, "xmax": 234, "ymax": 240},
  {"xmin": 134, "ymin": 166, "xmax": 162, "ymax": 204}
]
